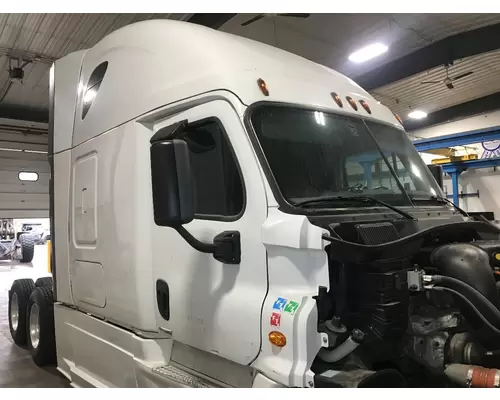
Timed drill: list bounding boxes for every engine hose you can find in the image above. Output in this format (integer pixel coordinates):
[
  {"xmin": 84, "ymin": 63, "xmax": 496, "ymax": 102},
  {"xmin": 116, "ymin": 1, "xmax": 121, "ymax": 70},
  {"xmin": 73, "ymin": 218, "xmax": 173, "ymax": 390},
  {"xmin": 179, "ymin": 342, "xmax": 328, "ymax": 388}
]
[
  {"xmin": 445, "ymin": 364, "xmax": 500, "ymax": 388},
  {"xmin": 318, "ymin": 329, "xmax": 365, "ymax": 363},
  {"xmin": 431, "ymin": 287, "xmax": 500, "ymax": 339},
  {"xmin": 430, "ymin": 275, "xmax": 500, "ymax": 329}
]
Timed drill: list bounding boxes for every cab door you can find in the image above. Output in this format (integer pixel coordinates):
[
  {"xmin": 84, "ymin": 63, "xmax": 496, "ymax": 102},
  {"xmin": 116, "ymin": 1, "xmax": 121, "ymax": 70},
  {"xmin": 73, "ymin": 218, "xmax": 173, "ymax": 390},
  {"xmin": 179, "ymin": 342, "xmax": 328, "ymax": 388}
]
[{"xmin": 150, "ymin": 99, "xmax": 268, "ymax": 365}]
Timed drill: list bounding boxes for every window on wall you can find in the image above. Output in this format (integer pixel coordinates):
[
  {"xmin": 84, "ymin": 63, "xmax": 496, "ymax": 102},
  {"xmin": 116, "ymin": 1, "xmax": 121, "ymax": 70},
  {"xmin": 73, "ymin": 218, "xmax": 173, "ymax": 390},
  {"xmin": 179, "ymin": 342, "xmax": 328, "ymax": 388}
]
[
  {"xmin": 19, "ymin": 172, "xmax": 38, "ymax": 182},
  {"xmin": 183, "ymin": 119, "xmax": 244, "ymax": 218}
]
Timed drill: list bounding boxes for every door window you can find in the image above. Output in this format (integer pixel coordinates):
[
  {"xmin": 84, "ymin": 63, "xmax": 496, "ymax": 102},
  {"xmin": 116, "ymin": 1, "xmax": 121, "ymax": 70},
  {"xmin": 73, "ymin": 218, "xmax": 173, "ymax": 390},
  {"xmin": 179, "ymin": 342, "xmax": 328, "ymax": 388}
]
[{"xmin": 183, "ymin": 118, "xmax": 244, "ymax": 219}]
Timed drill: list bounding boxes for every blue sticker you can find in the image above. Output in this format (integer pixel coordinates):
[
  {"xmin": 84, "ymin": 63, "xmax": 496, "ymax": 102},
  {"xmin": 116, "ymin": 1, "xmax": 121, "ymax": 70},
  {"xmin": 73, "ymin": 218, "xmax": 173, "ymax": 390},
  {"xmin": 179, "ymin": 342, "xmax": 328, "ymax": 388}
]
[{"xmin": 273, "ymin": 297, "xmax": 288, "ymax": 312}]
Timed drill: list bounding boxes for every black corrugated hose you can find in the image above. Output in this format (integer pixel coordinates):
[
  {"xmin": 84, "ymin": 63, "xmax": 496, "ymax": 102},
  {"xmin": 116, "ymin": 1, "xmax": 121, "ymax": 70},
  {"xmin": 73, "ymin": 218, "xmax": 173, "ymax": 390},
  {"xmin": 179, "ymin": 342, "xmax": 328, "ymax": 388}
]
[{"xmin": 430, "ymin": 275, "xmax": 500, "ymax": 329}]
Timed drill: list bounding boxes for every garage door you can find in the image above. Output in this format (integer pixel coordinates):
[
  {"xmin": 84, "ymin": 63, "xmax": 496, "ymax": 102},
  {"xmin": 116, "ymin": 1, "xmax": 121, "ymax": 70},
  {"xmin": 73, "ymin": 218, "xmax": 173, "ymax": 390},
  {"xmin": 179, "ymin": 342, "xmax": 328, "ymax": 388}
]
[{"xmin": 0, "ymin": 118, "xmax": 48, "ymax": 218}]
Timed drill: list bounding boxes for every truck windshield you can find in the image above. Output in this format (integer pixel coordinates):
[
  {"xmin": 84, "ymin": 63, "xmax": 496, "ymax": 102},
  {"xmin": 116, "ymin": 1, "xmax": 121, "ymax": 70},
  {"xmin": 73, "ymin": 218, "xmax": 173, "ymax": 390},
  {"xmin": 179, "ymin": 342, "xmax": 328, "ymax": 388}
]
[{"xmin": 249, "ymin": 105, "xmax": 444, "ymax": 208}]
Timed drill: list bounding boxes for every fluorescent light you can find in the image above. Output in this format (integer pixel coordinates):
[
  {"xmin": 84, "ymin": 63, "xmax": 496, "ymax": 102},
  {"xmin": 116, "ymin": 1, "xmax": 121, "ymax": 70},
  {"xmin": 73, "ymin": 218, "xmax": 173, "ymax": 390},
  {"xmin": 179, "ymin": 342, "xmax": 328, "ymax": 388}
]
[
  {"xmin": 0, "ymin": 147, "xmax": 22, "ymax": 152},
  {"xmin": 348, "ymin": 43, "xmax": 388, "ymax": 63},
  {"xmin": 408, "ymin": 110, "xmax": 427, "ymax": 120}
]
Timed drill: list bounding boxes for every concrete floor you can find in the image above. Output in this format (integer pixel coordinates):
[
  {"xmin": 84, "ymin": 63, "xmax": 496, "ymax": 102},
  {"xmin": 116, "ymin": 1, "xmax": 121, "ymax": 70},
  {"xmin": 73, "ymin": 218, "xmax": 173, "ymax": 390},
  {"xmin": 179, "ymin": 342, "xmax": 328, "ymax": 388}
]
[{"xmin": 0, "ymin": 245, "xmax": 69, "ymax": 387}]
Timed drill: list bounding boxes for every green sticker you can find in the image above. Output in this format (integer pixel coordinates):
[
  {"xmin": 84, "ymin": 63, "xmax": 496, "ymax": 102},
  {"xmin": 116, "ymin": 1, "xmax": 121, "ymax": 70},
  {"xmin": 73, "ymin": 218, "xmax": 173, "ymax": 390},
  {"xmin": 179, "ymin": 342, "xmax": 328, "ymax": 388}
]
[{"xmin": 284, "ymin": 301, "xmax": 299, "ymax": 315}]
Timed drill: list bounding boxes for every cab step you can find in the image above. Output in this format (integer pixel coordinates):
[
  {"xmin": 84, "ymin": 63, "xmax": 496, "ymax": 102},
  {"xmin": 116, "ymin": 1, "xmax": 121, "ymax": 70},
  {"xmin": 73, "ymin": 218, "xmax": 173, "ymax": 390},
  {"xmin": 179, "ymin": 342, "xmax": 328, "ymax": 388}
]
[{"xmin": 151, "ymin": 364, "xmax": 223, "ymax": 388}]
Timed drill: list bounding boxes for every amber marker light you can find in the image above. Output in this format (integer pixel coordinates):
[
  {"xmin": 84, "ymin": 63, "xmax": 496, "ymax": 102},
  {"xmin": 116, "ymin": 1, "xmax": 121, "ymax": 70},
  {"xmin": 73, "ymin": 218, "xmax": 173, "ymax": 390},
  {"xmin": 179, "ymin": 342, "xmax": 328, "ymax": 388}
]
[
  {"xmin": 359, "ymin": 99, "xmax": 372, "ymax": 114},
  {"xmin": 269, "ymin": 331, "xmax": 287, "ymax": 347},
  {"xmin": 257, "ymin": 78, "xmax": 269, "ymax": 96},
  {"xmin": 346, "ymin": 96, "xmax": 358, "ymax": 111},
  {"xmin": 331, "ymin": 92, "xmax": 343, "ymax": 107}
]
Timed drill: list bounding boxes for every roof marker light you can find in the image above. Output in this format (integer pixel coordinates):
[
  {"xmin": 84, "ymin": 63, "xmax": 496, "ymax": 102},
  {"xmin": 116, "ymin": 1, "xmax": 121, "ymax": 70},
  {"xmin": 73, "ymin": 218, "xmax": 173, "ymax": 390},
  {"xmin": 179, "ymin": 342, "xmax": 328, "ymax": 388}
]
[
  {"xmin": 348, "ymin": 43, "xmax": 388, "ymax": 63},
  {"xmin": 346, "ymin": 96, "xmax": 358, "ymax": 111},
  {"xmin": 394, "ymin": 113, "xmax": 404, "ymax": 125},
  {"xmin": 331, "ymin": 92, "xmax": 343, "ymax": 108},
  {"xmin": 257, "ymin": 78, "xmax": 269, "ymax": 96},
  {"xmin": 359, "ymin": 100, "xmax": 371, "ymax": 114}
]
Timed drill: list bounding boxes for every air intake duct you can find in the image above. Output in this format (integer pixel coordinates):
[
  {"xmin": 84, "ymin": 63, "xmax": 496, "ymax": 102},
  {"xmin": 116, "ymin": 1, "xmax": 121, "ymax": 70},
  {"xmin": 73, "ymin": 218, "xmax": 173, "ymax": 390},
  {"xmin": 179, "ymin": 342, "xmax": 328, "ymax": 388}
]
[{"xmin": 431, "ymin": 243, "xmax": 499, "ymax": 307}]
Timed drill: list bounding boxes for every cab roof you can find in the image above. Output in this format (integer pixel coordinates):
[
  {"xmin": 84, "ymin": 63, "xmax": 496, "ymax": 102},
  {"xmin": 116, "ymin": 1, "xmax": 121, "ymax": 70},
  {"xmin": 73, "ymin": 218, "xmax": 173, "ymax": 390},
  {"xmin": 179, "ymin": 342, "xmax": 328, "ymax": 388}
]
[{"xmin": 60, "ymin": 19, "xmax": 403, "ymax": 146}]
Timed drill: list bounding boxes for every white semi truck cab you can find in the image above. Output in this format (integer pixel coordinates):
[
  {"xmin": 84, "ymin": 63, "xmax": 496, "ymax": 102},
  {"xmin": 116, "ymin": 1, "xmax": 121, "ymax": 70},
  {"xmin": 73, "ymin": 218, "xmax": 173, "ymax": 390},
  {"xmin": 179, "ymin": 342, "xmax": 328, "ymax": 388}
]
[{"xmin": 8, "ymin": 19, "xmax": 500, "ymax": 388}]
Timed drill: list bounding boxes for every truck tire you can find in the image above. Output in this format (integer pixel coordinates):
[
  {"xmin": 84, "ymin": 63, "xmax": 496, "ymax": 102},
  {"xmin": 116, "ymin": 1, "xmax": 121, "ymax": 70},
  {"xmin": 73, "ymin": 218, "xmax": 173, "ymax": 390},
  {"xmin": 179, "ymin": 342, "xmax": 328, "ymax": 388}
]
[
  {"xmin": 27, "ymin": 286, "xmax": 56, "ymax": 366},
  {"xmin": 19, "ymin": 234, "xmax": 35, "ymax": 263},
  {"xmin": 35, "ymin": 277, "xmax": 53, "ymax": 288},
  {"xmin": 8, "ymin": 278, "xmax": 35, "ymax": 345}
]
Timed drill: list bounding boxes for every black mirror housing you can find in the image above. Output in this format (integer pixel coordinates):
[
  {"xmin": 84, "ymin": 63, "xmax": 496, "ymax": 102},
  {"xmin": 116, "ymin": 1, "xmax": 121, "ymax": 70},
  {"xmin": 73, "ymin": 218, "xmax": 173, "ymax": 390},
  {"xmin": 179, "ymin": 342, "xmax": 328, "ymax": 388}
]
[
  {"xmin": 149, "ymin": 121, "xmax": 242, "ymax": 264},
  {"xmin": 150, "ymin": 139, "xmax": 195, "ymax": 227},
  {"xmin": 427, "ymin": 164, "xmax": 444, "ymax": 190}
]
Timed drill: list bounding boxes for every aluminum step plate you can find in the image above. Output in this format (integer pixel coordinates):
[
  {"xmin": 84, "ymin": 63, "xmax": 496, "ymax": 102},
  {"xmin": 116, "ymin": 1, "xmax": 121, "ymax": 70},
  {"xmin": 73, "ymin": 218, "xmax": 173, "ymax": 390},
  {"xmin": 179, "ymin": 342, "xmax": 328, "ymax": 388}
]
[{"xmin": 151, "ymin": 364, "xmax": 221, "ymax": 388}]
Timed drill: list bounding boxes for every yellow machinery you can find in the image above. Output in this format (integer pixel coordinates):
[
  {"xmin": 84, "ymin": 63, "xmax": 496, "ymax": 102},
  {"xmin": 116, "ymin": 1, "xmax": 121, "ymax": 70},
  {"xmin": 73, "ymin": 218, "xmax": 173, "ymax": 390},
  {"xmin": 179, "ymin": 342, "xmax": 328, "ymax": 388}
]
[
  {"xmin": 47, "ymin": 240, "xmax": 52, "ymax": 273},
  {"xmin": 431, "ymin": 154, "xmax": 478, "ymax": 165}
]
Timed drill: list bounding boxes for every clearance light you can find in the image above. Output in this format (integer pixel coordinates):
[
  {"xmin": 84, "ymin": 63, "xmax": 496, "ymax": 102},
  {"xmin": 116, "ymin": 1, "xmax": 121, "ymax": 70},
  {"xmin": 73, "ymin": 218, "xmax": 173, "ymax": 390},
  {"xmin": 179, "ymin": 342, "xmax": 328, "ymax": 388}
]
[
  {"xmin": 331, "ymin": 92, "xmax": 343, "ymax": 108},
  {"xmin": 269, "ymin": 331, "xmax": 287, "ymax": 347},
  {"xmin": 394, "ymin": 114, "xmax": 404, "ymax": 125},
  {"xmin": 257, "ymin": 78, "xmax": 269, "ymax": 96},
  {"xmin": 408, "ymin": 110, "xmax": 427, "ymax": 120},
  {"xmin": 348, "ymin": 43, "xmax": 388, "ymax": 63},
  {"xmin": 359, "ymin": 100, "xmax": 371, "ymax": 114},
  {"xmin": 346, "ymin": 96, "xmax": 358, "ymax": 111}
]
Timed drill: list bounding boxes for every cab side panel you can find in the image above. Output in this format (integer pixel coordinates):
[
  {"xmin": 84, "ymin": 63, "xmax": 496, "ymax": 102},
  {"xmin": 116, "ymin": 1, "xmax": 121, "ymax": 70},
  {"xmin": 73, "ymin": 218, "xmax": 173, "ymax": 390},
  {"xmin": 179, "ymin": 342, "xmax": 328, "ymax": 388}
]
[
  {"xmin": 69, "ymin": 122, "xmax": 157, "ymax": 332},
  {"xmin": 51, "ymin": 50, "xmax": 86, "ymax": 305}
]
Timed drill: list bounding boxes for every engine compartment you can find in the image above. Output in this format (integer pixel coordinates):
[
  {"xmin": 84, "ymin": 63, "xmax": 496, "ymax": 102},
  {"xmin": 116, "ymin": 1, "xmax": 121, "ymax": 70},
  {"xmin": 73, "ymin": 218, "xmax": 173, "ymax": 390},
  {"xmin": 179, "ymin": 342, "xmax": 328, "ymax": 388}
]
[{"xmin": 311, "ymin": 217, "xmax": 500, "ymax": 388}]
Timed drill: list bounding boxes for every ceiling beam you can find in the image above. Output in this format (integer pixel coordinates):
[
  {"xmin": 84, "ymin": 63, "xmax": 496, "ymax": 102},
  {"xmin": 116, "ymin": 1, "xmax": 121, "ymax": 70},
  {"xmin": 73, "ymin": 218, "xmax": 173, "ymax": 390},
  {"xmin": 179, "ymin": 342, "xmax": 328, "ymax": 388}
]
[
  {"xmin": 404, "ymin": 91, "xmax": 500, "ymax": 131},
  {"xmin": 0, "ymin": 105, "xmax": 48, "ymax": 123},
  {"xmin": 356, "ymin": 22, "xmax": 500, "ymax": 91},
  {"xmin": 187, "ymin": 14, "xmax": 236, "ymax": 30}
]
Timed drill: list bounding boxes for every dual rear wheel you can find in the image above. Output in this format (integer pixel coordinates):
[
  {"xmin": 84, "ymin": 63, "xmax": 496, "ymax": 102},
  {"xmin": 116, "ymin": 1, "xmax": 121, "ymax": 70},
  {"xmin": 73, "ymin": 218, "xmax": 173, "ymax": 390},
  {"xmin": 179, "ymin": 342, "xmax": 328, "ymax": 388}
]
[{"xmin": 8, "ymin": 277, "xmax": 57, "ymax": 366}]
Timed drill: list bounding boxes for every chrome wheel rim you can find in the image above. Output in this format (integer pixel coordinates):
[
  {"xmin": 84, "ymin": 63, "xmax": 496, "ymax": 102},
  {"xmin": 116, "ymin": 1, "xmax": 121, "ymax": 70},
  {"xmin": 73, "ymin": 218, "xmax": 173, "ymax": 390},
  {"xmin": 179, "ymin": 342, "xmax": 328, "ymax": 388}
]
[
  {"xmin": 29, "ymin": 303, "xmax": 40, "ymax": 349},
  {"xmin": 10, "ymin": 292, "xmax": 19, "ymax": 331}
]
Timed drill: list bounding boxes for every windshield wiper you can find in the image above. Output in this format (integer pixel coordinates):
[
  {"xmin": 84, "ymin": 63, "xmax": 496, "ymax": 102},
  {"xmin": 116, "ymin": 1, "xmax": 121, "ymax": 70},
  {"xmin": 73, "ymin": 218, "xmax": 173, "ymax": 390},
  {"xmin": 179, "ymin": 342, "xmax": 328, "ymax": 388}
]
[
  {"xmin": 294, "ymin": 195, "xmax": 417, "ymax": 220},
  {"xmin": 411, "ymin": 195, "xmax": 469, "ymax": 218}
]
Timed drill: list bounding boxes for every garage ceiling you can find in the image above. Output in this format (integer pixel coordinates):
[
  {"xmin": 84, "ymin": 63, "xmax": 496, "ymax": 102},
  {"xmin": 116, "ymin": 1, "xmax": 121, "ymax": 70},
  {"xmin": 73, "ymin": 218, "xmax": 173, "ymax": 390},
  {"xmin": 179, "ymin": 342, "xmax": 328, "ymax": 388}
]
[
  {"xmin": 0, "ymin": 13, "xmax": 192, "ymax": 122},
  {"xmin": 371, "ymin": 49, "xmax": 500, "ymax": 121}
]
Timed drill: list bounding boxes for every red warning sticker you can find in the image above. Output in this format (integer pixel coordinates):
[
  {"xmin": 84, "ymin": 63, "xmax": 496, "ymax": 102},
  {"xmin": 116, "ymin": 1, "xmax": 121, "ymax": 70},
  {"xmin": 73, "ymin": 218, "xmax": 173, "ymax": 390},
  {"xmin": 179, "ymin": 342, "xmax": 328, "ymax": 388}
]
[{"xmin": 270, "ymin": 312, "xmax": 281, "ymax": 328}]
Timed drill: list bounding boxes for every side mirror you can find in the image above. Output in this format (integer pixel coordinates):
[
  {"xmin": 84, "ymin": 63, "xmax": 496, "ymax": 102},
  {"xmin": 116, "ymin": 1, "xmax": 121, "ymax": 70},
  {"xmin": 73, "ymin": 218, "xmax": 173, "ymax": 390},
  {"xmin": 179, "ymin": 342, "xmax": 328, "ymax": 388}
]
[
  {"xmin": 150, "ymin": 138, "xmax": 195, "ymax": 227},
  {"xmin": 149, "ymin": 120, "xmax": 241, "ymax": 265},
  {"xmin": 427, "ymin": 164, "xmax": 444, "ymax": 190}
]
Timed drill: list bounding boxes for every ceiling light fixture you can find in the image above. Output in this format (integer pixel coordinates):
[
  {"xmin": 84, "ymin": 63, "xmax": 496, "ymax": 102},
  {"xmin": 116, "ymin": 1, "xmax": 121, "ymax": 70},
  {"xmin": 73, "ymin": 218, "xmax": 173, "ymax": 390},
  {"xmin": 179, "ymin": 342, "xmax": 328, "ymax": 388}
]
[
  {"xmin": 348, "ymin": 43, "xmax": 388, "ymax": 63},
  {"xmin": 408, "ymin": 110, "xmax": 428, "ymax": 120}
]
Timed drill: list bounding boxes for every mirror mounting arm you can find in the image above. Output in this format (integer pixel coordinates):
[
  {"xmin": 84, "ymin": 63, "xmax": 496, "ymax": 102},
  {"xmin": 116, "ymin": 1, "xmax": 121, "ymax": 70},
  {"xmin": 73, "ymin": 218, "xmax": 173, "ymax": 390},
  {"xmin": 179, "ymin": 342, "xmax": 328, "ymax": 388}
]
[
  {"xmin": 176, "ymin": 227, "xmax": 241, "ymax": 265},
  {"xmin": 176, "ymin": 226, "xmax": 216, "ymax": 254}
]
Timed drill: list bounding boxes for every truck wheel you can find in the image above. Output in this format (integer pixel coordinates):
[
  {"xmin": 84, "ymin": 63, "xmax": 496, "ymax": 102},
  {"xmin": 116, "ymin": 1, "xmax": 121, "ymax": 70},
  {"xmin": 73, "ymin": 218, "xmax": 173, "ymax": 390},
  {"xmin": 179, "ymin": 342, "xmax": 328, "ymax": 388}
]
[
  {"xmin": 27, "ymin": 286, "xmax": 56, "ymax": 366},
  {"xmin": 19, "ymin": 234, "xmax": 35, "ymax": 263},
  {"xmin": 35, "ymin": 277, "xmax": 53, "ymax": 288},
  {"xmin": 9, "ymin": 278, "xmax": 35, "ymax": 345}
]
